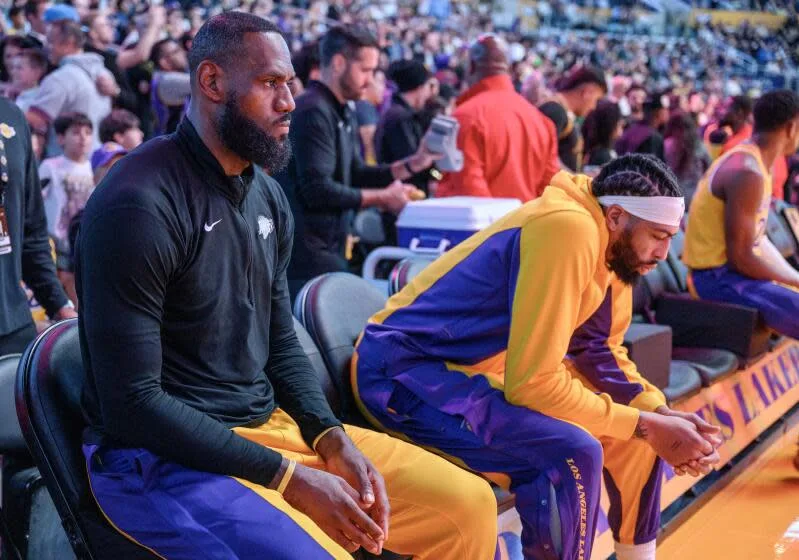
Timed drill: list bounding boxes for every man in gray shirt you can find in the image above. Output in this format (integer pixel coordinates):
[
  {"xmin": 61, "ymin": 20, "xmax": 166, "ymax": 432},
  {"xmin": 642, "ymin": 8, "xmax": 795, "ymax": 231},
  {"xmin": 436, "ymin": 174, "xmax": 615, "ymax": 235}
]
[{"xmin": 25, "ymin": 19, "xmax": 114, "ymax": 151}]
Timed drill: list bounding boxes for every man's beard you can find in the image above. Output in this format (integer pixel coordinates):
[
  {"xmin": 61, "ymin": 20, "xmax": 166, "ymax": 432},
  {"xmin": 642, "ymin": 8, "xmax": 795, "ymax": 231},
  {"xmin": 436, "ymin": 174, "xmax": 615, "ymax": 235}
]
[
  {"xmin": 216, "ymin": 92, "xmax": 291, "ymax": 174},
  {"xmin": 339, "ymin": 66, "xmax": 363, "ymax": 101},
  {"xmin": 608, "ymin": 227, "xmax": 658, "ymax": 286}
]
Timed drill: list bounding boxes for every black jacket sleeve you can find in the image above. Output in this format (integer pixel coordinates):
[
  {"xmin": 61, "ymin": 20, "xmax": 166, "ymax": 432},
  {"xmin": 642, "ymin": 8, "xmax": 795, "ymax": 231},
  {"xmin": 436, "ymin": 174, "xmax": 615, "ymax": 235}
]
[
  {"xmin": 266, "ymin": 205, "xmax": 343, "ymax": 446},
  {"xmin": 19, "ymin": 117, "xmax": 68, "ymax": 317},
  {"xmin": 78, "ymin": 204, "xmax": 284, "ymax": 487},
  {"xmin": 292, "ymin": 107, "xmax": 364, "ymax": 211}
]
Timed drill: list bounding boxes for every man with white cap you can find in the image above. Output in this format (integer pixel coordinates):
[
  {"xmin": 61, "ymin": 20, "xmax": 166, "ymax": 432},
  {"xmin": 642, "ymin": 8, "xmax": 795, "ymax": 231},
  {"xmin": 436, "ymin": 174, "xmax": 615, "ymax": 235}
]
[{"xmin": 352, "ymin": 154, "xmax": 723, "ymax": 560}]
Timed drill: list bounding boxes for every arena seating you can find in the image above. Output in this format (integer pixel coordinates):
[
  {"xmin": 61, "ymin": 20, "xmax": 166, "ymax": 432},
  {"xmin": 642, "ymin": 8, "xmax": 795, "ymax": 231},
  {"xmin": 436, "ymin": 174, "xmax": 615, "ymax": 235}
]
[
  {"xmin": 15, "ymin": 320, "xmax": 155, "ymax": 559},
  {"xmin": 0, "ymin": 354, "xmax": 24, "ymax": 462},
  {"xmin": 623, "ymin": 323, "xmax": 705, "ymax": 405},
  {"xmin": 633, "ymin": 262, "xmax": 742, "ymax": 384},
  {"xmin": 661, "ymin": 363, "xmax": 705, "ymax": 405},
  {"xmin": 767, "ymin": 205, "xmax": 799, "ymax": 264},
  {"xmin": 1, "ymin": 353, "xmax": 25, "ymax": 557},
  {"xmin": 642, "ymin": 250, "xmax": 772, "ymax": 362},
  {"xmin": 774, "ymin": 200, "xmax": 799, "ymax": 251},
  {"xmin": 293, "ymin": 272, "xmax": 389, "ymax": 425},
  {"xmin": 292, "ymin": 272, "xmax": 519, "ymax": 517}
]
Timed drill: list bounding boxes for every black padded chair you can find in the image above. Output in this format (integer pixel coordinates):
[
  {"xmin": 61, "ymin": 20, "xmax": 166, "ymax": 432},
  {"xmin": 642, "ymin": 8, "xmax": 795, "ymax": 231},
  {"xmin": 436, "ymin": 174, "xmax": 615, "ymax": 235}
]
[
  {"xmin": 293, "ymin": 272, "xmax": 389, "ymax": 424},
  {"xmin": 640, "ymin": 255, "xmax": 770, "ymax": 364},
  {"xmin": 3, "ymin": 350, "xmax": 77, "ymax": 560},
  {"xmin": 353, "ymin": 209, "xmax": 387, "ymax": 247},
  {"xmin": 666, "ymin": 232, "xmax": 767, "ymax": 368},
  {"xmin": 1, "ymin": 353, "xmax": 25, "ymax": 559},
  {"xmin": 623, "ymin": 323, "xmax": 703, "ymax": 405},
  {"xmin": 295, "ymin": 273, "xmax": 520, "ymax": 517},
  {"xmin": 635, "ymin": 261, "xmax": 743, "ymax": 384},
  {"xmin": 665, "ymin": 229, "xmax": 690, "ymax": 294},
  {"xmin": 767, "ymin": 204, "xmax": 799, "ymax": 263},
  {"xmin": 17, "ymin": 316, "xmax": 411, "ymax": 560},
  {"xmin": 293, "ymin": 317, "xmax": 341, "ymax": 417},
  {"xmin": 1, "ymin": 353, "xmax": 25, "ymax": 462},
  {"xmin": 661, "ymin": 362, "xmax": 703, "ymax": 405},
  {"xmin": 15, "ymin": 320, "xmax": 157, "ymax": 560},
  {"xmin": 774, "ymin": 200, "xmax": 799, "ymax": 257}
]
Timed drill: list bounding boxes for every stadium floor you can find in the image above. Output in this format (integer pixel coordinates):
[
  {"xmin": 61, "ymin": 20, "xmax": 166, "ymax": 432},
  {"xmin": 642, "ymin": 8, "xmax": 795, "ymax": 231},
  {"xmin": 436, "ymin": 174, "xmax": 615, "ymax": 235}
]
[{"xmin": 657, "ymin": 421, "xmax": 799, "ymax": 560}]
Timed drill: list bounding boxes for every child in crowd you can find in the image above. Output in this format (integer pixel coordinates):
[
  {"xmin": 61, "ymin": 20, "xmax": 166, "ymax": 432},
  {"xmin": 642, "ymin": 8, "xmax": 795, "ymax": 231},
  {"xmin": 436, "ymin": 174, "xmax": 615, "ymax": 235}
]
[
  {"xmin": 98, "ymin": 108, "xmax": 144, "ymax": 152},
  {"xmin": 40, "ymin": 112, "xmax": 94, "ymax": 304}
]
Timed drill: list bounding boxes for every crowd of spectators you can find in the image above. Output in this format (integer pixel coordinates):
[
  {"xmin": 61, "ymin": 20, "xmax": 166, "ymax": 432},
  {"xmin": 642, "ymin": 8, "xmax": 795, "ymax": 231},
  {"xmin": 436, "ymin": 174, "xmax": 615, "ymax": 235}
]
[{"xmin": 0, "ymin": 0, "xmax": 798, "ymax": 317}]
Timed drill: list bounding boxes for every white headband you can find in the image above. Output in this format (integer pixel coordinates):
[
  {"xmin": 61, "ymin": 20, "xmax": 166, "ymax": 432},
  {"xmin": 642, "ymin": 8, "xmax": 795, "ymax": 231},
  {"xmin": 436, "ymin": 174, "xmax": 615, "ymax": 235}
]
[{"xmin": 597, "ymin": 196, "xmax": 685, "ymax": 228}]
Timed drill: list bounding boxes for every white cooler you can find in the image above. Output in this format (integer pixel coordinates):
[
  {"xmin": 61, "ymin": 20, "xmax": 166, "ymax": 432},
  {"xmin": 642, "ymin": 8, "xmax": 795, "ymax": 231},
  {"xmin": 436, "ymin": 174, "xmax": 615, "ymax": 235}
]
[{"xmin": 396, "ymin": 196, "xmax": 522, "ymax": 254}]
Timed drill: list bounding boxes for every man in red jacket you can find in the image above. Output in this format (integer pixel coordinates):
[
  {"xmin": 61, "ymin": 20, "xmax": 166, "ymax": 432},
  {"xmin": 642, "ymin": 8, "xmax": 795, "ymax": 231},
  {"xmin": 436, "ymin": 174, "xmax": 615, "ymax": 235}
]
[{"xmin": 437, "ymin": 34, "xmax": 559, "ymax": 201}]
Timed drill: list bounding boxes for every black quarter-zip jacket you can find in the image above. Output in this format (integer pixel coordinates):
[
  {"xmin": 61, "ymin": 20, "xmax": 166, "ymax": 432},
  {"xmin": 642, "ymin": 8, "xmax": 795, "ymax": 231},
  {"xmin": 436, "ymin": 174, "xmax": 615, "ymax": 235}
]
[{"xmin": 76, "ymin": 118, "xmax": 342, "ymax": 486}]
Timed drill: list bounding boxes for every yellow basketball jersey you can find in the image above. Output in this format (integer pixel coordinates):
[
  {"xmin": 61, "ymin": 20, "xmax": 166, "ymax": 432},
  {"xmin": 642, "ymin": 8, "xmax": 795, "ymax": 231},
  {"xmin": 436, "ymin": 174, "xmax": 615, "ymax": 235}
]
[{"xmin": 683, "ymin": 143, "xmax": 772, "ymax": 270}]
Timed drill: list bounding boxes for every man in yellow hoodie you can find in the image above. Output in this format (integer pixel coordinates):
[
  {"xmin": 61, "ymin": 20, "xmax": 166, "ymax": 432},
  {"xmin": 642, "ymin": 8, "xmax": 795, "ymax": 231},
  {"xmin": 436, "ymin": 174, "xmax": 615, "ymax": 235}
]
[{"xmin": 352, "ymin": 154, "xmax": 722, "ymax": 560}]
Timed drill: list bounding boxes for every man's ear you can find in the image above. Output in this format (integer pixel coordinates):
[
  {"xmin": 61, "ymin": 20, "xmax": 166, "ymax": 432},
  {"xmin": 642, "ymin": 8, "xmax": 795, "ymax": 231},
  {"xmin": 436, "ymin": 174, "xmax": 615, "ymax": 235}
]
[
  {"xmin": 196, "ymin": 60, "xmax": 225, "ymax": 104},
  {"xmin": 605, "ymin": 205, "xmax": 627, "ymax": 232},
  {"xmin": 331, "ymin": 52, "xmax": 346, "ymax": 76}
]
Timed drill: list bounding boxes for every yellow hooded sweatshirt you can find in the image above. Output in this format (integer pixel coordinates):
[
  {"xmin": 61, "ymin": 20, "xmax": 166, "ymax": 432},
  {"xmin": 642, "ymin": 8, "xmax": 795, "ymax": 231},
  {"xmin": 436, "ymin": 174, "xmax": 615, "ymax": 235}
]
[{"xmin": 356, "ymin": 171, "xmax": 666, "ymax": 441}]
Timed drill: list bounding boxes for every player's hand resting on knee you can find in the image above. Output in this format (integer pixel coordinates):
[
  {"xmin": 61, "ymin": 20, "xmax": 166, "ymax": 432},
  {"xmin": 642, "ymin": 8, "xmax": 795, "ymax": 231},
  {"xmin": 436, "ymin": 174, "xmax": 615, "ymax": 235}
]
[
  {"xmin": 282, "ymin": 461, "xmax": 386, "ymax": 555},
  {"xmin": 636, "ymin": 412, "xmax": 717, "ymax": 474}
]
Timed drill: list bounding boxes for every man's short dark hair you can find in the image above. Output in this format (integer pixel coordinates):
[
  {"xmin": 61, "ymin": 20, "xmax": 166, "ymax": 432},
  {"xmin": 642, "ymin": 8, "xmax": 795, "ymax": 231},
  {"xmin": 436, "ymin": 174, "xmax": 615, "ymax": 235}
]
[
  {"xmin": 54, "ymin": 112, "xmax": 92, "ymax": 135},
  {"xmin": 319, "ymin": 24, "xmax": 379, "ymax": 68},
  {"xmin": 557, "ymin": 64, "xmax": 608, "ymax": 94},
  {"xmin": 592, "ymin": 153, "xmax": 682, "ymax": 198},
  {"xmin": 753, "ymin": 90, "xmax": 799, "ymax": 134},
  {"xmin": 17, "ymin": 48, "xmax": 47, "ymax": 72},
  {"xmin": 9, "ymin": 6, "xmax": 23, "ymax": 19},
  {"xmin": 24, "ymin": 0, "xmax": 46, "ymax": 18},
  {"xmin": 188, "ymin": 12, "xmax": 282, "ymax": 77},
  {"xmin": 50, "ymin": 19, "xmax": 86, "ymax": 49},
  {"xmin": 99, "ymin": 109, "xmax": 140, "ymax": 143}
]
